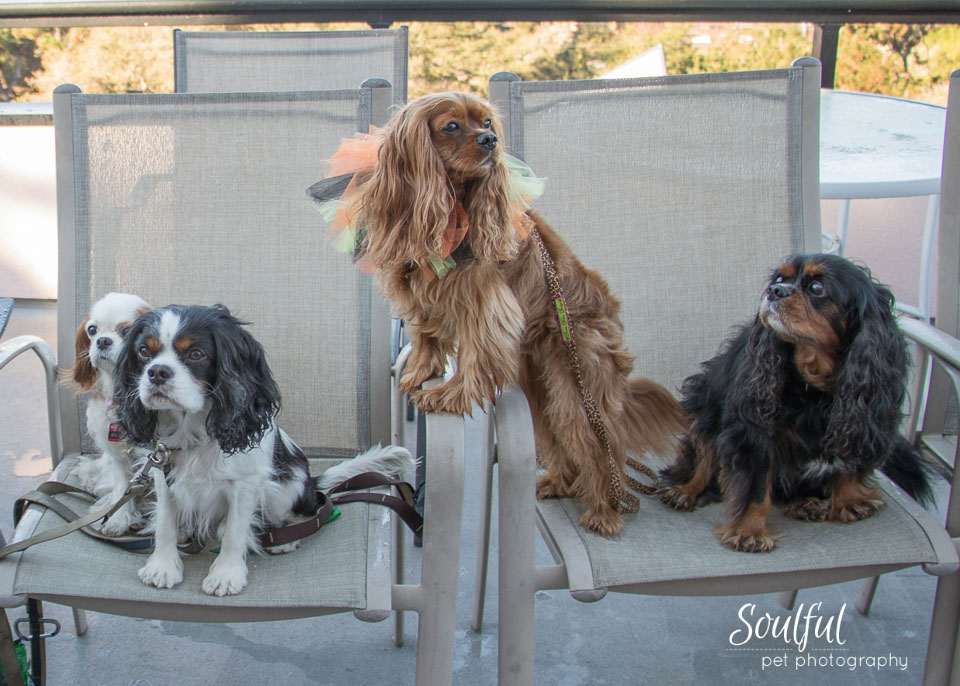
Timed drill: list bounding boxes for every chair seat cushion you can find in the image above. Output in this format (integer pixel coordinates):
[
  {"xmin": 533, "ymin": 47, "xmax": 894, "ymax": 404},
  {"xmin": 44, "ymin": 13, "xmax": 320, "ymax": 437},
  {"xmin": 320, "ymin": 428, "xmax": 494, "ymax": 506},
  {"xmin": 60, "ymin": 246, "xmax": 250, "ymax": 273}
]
[
  {"xmin": 542, "ymin": 477, "xmax": 944, "ymax": 594},
  {"xmin": 6, "ymin": 456, "xmax": 374, "ymax": 619}
]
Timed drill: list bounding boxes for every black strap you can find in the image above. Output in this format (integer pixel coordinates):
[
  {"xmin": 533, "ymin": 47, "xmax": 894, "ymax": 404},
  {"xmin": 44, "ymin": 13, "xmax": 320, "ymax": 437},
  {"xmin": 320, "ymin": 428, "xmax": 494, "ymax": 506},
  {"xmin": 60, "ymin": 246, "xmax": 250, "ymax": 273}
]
[
  {"xmin": 329, "ymin": 473, "xmax": 423, "ymax": 538},
  {"xmin": 259, "ymin": 472, "xmax": 423, "ymax": 548}
]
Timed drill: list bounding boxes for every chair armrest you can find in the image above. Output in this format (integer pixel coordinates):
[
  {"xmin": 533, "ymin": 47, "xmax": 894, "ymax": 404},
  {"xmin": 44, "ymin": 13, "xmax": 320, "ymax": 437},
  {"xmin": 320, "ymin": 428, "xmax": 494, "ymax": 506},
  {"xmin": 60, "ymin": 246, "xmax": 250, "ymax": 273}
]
[
  {"xmin": 899, "ymin": 317, "xmax": 960, "ymax": 370},
  {"xmin": 390, "ymin": 376, "xmax": 464, "ymax": 611},
  {"xmin": 0, "ymin": 336, "xmax": 62, "ymax": 466}
]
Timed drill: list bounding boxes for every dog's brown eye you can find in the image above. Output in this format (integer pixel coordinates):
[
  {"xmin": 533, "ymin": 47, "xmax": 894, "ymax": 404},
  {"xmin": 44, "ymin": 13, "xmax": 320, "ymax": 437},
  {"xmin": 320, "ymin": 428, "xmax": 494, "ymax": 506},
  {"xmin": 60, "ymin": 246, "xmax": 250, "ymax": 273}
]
[
  {"xmin": 187, "ymin": 349, "xmax": 206, "ymax": 362},
  {"xmin": 483, "ymin": 118, "xmax": 492, "ymax": 129},
  {"xmin": 807, "ymin": 280, "xmax": 825, "ymax": 296},
  {"xmin": 443, "ymin": 122, "xmax": 460, "ymax": 134},
  {"xmin": 86, "ymin": 324, "xmax": 98, "ymax": 336},
  {"xmin": 137, "ymin": 345, "xmax": 151, "ymax": 360}
]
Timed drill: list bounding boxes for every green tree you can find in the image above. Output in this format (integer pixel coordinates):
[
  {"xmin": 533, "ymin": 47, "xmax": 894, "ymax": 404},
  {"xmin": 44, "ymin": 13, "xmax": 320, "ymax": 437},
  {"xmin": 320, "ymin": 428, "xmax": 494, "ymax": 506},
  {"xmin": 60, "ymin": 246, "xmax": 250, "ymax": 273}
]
[
  {"xmin": 0, "ymin": 29, "xmax": 45, "ymax": 101},
  {"xmin": 873, "ymin": 23, "xmax": 933, "ymax": 73},
  {"xmin": 523, "ymin": 23, "xmax": 633, "ymax": 81}
]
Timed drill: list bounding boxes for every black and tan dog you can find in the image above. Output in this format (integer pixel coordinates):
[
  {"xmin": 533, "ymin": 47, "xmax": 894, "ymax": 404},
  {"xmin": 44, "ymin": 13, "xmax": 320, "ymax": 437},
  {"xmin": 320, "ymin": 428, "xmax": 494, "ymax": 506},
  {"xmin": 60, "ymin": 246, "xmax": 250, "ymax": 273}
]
[{"xmin": 660, "ymin": 253, "xmax": 932, "ymax": 552}]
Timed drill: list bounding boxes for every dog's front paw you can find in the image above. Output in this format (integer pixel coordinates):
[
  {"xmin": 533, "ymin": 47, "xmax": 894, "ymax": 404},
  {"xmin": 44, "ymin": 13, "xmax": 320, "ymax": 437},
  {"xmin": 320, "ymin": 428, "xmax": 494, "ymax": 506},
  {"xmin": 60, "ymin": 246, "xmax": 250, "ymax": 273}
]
[
  {"xmin": 831, "ymin": 497, "xmax": 884, "ymax": 523},
  {"xmin": 411, "ymin": 385, "xmax": 476, "ymax": 416},
  {"xmin": 659, "ymin": 486, "xmax": 698, "ymax": 511},
  {"xmin": 784, "ymin": 497, "xmax": 830, "ymax": 522},
  {"xmin": 138, "ymin": 554, "xmax": 184, "ymax": 589},
  {"xmin": 714, "ymin": 525, "xmax": 778, "ymax": 553},
  {"xmin": 535, "ymin": 473, "xmax": 573, "ymax": 499},
  {"xmin": 96, "ymin": 504, "xmax": 139, "ymax": 536},
  {"xmin": 265, "ymin": 541, "xmax": 299, "ymax": 555},
  {"xmin": 202, "ymin": 557, "xmax": 248, "ymax": 596},
  {"xmin": 398, "ymin": 361, "xmax": 445, "ymax": 395},
  {"xmin": 579, "ymin": 505, "xmax": 623, "ymax": 537}
]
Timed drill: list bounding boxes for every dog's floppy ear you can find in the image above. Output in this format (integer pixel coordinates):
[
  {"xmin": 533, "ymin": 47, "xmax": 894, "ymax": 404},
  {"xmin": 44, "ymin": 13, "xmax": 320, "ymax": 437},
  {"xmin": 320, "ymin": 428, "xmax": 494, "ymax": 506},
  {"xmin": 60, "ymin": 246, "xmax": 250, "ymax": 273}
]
[
  {"xmin": 67, "ymin": 316, "xmax": 97, "ymax": 390},
  {"xmin": 730, "ymin": 318, "xmax": 789, "ymax": 432},
  {"xmin": 362, "ymin": 102, "xmax": 453, "ymax": 268},
  {"xmin": 822, "ymin": 270, "xmax": 908, "ymax": 468},
  {"xmin": 113, "ymin": 311, "xmax": 159, "ymax": 447},
  {"xmin": 205, "ymin": 305, "xmax": 280, "ymax": 455},
  {"xmin": 460, "ymin": 109, "xmax": 516, "ymax": 263}
]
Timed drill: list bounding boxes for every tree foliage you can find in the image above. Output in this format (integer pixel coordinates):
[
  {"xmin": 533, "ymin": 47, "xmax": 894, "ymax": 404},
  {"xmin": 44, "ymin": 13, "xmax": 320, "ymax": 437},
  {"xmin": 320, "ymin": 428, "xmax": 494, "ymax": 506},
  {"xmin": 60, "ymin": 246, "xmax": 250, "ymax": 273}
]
[
  {"xmin": 1, "ymin": 21, "xmax": 955, "ymax": 105},
  {"xmin": 0, "ymin": 29, "xmax": 46, "ymax": 101}
]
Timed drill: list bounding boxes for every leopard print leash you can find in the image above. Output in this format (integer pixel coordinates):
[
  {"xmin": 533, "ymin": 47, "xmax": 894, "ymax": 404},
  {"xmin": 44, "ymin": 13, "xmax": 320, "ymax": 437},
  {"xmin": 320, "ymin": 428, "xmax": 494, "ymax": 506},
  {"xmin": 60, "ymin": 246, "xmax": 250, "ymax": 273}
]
[{"xmin": 530, "ymin": 227, "xmax": 658, "ymax": 514}]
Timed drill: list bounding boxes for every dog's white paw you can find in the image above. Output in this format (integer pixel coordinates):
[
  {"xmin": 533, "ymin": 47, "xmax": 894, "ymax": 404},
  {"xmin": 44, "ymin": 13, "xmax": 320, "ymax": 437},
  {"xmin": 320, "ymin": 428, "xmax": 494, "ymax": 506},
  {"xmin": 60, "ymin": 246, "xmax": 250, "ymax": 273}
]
[
  {"xmin": 265, "ymin": 541, "xmax": 299, "ymax": 555},
  {"xmin": 95, "ymin": 502, "xmax": 139, "ymax": 536},
  {"xmin": 201, "ymin": 557, "xmax": 248, "ymax": 596},
  {"xmin": 138, "ymin": 554, "xmax": 184, "ymax": 589}
]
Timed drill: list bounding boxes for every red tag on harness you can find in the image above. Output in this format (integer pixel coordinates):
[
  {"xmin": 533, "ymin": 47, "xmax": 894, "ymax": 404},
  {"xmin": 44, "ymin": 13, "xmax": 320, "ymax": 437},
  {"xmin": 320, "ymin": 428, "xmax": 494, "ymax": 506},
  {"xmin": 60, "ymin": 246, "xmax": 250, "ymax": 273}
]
[{"xmin": 108, "ymin": 423, "xmax": 124, "ymax": 442}]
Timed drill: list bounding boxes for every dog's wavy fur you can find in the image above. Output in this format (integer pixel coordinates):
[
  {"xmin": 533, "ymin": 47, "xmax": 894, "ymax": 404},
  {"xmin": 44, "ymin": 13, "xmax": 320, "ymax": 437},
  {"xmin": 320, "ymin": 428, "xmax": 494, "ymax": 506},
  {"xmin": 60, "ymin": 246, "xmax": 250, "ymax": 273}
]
[
  {"xmin": 355, "ymin": 92, "xmax": 684, "ymax": 535},
  {"xmin": 659, "ymin": 253, "xmax": 933, "ymax": 552}
]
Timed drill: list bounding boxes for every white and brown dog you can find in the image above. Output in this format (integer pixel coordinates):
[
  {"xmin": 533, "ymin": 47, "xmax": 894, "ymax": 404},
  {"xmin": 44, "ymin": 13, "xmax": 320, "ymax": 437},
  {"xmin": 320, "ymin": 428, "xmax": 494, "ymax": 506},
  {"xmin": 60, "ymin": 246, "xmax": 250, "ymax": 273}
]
[
  {"xmin": 113, "ymin": 303, "xmax": 412, "ymax": 596},
  {"xmin": 68, "ymin": 292, "xmax": 151, "ymax": 535}
]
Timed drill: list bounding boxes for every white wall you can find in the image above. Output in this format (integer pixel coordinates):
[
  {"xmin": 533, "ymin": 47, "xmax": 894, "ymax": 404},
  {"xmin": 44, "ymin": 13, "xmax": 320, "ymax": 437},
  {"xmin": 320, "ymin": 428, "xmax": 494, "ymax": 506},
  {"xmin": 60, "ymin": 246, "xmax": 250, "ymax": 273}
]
[{"xmin": 0, "ymin": 125, "xmax": 57, "ymax": 300}]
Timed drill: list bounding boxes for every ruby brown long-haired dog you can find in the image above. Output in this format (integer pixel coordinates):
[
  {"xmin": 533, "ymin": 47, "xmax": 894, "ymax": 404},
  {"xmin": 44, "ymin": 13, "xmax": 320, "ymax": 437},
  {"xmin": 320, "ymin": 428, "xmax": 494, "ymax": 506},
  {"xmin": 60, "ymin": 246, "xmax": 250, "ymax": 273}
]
[
  {"xmin": 313, "ymin": 92, "xmax": 685, "ymax": 536},
  {"xmin": 659, "ymin": 253, "xmax": 933, "ymax": 552}
]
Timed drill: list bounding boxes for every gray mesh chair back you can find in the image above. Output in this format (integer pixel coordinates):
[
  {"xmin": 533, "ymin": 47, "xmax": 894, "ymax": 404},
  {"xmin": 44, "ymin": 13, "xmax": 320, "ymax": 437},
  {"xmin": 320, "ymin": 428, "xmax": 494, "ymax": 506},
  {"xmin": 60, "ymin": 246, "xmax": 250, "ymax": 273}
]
[
  {"xmin": 0, "ymin": 80, "xmax": 467, "ymax": 686},
  {"xmin": 479, "ymin": 60, "xmax": 960, "ymax": 685},
  {"xmin": 54, "ymin": 83, "xmax": 394, "ymax": 461},
  {"xmin": 490, "ymin": 62, "xmax": 822, "ymax": 393},
  {"xmin": 174, "ymin": 27, "xmax": 408, "ymax": 104}
]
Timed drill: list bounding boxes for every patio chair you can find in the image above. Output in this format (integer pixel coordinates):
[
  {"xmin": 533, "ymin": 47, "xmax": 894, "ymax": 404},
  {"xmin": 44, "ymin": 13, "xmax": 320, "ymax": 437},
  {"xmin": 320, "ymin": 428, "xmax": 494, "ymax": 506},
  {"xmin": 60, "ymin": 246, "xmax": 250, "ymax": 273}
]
[
  {"xmin": 472, "ymin": 59, "xmax": 960, "ymax": 685},
  {"xmin": 0, "ymin": 80, "xmax": 465, "ymax": 686},
  {"xmin": 173, "ymin": 27, "xmax": 408, "ymax": 104},
  {"xmin": 175, "ymin": 25, "xmax": 414, "ymax": 422}
]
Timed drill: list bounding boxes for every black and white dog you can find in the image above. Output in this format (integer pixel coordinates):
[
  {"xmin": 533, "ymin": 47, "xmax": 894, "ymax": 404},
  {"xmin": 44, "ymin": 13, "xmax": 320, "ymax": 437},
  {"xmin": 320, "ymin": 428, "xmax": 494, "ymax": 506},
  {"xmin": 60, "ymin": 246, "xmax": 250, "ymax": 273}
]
[{"xmin": 114, "ymin": 304, "xmax": 412, "ymax": 596}]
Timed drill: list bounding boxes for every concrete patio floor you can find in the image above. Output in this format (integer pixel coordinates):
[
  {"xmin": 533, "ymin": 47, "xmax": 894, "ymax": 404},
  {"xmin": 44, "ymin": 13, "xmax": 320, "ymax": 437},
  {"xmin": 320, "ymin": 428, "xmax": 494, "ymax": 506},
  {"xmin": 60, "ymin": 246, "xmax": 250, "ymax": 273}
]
[{"xmin": 0, "ymin": 299, "xmax": 951, "ymax": 685}]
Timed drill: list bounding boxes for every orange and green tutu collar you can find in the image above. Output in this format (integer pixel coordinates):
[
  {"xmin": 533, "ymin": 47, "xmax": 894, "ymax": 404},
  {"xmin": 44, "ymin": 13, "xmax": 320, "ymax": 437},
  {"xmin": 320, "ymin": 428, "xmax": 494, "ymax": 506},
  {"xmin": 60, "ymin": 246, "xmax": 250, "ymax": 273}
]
[{"xmin": 309, "ymin": 129, "xmax": 546, "ymax": 279}]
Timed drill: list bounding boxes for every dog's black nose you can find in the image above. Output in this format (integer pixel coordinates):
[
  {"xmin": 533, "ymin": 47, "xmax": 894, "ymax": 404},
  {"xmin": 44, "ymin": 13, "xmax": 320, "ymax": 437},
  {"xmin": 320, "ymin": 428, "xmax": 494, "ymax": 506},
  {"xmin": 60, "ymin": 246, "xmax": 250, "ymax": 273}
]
[
  {"xmin": 477, "ymin": 132, "xmax": 498, "ymax": 150},
  {"xmin": 767, "ymin": 283, "xmax": 795, "ymax": 301},
  {"xmin": 96, "ymin": 337, "xmax": 112, "ymax": 350},
  {"xmin": 147, "ymin": 364, "xmax": 172, "ymax": 385}
]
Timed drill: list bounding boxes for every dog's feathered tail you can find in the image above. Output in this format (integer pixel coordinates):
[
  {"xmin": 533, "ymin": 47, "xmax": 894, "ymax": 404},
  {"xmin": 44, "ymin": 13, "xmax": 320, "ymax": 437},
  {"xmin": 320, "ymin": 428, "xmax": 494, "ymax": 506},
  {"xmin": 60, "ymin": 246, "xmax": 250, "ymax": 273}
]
[
  {"xmin": 620, "ymin": 376, "xmax": 687, "ymax": 459},
  {"xmin": 315, "ymin": 444, "xmax": 415, "ymax": 492},
  {"xmin": 880, "ymin": 438, "xmax": 937, "ymax": 508}
]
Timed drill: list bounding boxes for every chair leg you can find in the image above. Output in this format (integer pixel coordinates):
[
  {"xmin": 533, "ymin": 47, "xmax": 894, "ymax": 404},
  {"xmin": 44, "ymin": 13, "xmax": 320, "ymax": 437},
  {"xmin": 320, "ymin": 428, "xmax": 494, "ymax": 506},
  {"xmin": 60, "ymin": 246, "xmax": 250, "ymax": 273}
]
[
  {"xmin": 496, "ymin": 388, "xmax": 538, "ymax": 686},
  {"xmin": 777, "ymin": 590, "xmax": 798, "ymax": 610},
  {"xmin": 71, "ymin": 608, "xmax": 88, "ymax": 636},
  {"xmin": 856, "ymin": 576, "xmax": 881, "ymax": 615},
  {"xmin": 27, "ymin": 599, "xmax": 46, "ymax": 686},
  {"xmin": 924, "ymin": 571, "xmax": 960, "ymax": 686},
  {"xmin": 0, "ymin": 608, "xmax": 25, "ymax": 686},
  {"xmin": 471, "ymin": 402, "xmax": 495, "ymax": 632},
  {"xmin": 393, "ymin": 511, "xmax": 405, "ymax": 647}
]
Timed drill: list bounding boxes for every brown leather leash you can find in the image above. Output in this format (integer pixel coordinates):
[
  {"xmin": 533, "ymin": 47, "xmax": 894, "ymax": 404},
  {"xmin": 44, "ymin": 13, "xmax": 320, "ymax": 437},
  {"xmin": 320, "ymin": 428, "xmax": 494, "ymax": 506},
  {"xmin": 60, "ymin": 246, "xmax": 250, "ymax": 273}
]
[
  {"xmin": 0, "ymin": 442, "xmax": 422, "ymax": 559},
  {"xmin": 530, "ymin": 227, "xmax": 659, "ymax": 514}
]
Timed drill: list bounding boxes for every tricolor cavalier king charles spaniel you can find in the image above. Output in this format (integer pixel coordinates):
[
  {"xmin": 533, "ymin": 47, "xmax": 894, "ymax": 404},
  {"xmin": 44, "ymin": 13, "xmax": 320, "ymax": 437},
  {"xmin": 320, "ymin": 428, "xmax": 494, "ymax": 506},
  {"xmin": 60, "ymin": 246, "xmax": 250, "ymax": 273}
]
[
  {"xmin": 660, "ymin": 253, "xmax": 933, "ymax": 552},
  {"xmin": 69, "ymin": 292, "xmax": 151, "ymax": 536},
  {"xmin": 340, "ymin": 92, "xmax": 684, "ymax": 536},
  {"xmin": 114, "ymin": 304, "xmax": 412, "ymax": 595}
]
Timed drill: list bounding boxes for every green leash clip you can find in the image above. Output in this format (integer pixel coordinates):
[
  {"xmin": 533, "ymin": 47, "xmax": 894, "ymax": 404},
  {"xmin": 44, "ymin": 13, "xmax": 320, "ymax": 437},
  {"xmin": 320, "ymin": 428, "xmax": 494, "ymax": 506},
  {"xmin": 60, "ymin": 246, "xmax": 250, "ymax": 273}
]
[{"xmin": 555, "ymin": 298, "xmax": 571, "ymax": 341}]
